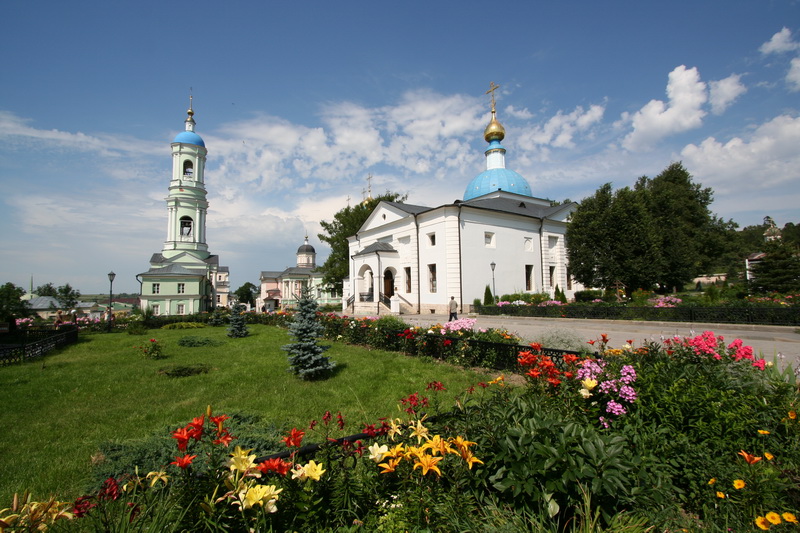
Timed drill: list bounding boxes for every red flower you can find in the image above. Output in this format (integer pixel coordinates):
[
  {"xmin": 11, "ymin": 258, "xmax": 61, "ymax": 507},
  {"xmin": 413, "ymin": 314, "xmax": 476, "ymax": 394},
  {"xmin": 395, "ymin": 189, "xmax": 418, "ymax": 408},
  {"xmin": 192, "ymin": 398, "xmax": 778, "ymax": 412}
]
[
  {"xmin": 172, "ymin": 426, "xmax": 192, "ymax": 451},
  {"xmin": 98, "ymin": 477, "xmax": 120, "ymax": 501},
  {"xmin": 171, "ymin": 454, "xmax": 197, "ymax": 469},
  {"xmin": 213, "ymin": 431, "xmax": 234, "ymax": 447},
  {"xmin": 600, "ymin": 334, "xmax": 609, "ymax": 343},
  {"xmin": 309, "ymin": 420, "xmax": 318, "ymax": 430},
  {"xmin": 210, "ymin": 414, "xmax": 230, "ymax": 433},
  {"xmin": 529, "ymin": 342, "xmax": 543, "ymax": 352},
  {"xmin": 257, "ymin": 458, "xmax": 292, "ymax": 476},
  {"xmin": 336, "ymin": 411, "xmax": 345, "ymax": 430},
  {"xmin": 323, "ymin": 410, "xmax": 332, "ymax": 424},
  {"xmin": 72, "ymin": 496, "xmax": 97, "ymax": 517},
  {"xmin": 443, "ymin": 339, "xmax": 452, "ymax": 346},
  {"xmin": 426, "ymin": 381, "xmax": 446, "ymax": 391},
  {"xmin": 283, "ymin": 428, "xmax": 305, "ymax": 448},
  {"xmin": 587, "ymin": 340, "xmax": 596, "ymax": 345}
]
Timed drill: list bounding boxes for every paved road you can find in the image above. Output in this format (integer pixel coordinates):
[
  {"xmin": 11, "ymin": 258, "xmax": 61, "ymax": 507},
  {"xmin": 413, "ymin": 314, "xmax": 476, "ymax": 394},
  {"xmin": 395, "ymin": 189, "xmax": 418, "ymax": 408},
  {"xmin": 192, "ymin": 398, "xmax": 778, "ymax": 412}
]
[{"xmin": 397, "ymin": 313, "xmax": 800, "ymax": 370}]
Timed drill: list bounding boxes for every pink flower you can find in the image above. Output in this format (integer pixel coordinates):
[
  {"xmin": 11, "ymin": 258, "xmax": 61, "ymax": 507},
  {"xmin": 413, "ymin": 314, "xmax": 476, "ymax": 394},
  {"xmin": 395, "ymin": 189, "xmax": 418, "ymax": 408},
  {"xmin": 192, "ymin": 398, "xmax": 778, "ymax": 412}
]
[{"xmin": 752, "ymin": 359, "xmax": 766, "ymax": 371}]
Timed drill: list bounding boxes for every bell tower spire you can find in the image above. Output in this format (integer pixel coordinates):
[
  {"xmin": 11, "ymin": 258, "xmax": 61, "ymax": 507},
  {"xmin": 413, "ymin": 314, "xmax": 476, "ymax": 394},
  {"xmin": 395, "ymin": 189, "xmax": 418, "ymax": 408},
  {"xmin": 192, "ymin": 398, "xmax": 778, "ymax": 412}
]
[{"xmin": 163, "ymin": 102, "xmax": 210, "ymax": 259}]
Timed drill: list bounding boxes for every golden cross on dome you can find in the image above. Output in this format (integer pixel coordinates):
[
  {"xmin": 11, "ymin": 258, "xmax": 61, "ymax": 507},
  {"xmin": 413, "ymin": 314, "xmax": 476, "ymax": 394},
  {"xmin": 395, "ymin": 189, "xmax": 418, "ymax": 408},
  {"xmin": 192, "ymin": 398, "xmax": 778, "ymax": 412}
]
[{"xmin": 485, "ymin": 82, "xmax": 500, "ymax": 112}]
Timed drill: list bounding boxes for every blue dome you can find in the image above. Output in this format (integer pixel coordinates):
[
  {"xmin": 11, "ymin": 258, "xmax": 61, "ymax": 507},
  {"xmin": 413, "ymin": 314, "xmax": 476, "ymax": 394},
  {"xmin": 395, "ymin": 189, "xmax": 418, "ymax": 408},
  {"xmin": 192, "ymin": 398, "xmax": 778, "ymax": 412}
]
[
  {"xmin": 173, "ymin": 131, "xmax": 205, "ymax": 147},
  {"xmin": 463, "ymin": 168, "xmax": 532, "ymax": 200}
]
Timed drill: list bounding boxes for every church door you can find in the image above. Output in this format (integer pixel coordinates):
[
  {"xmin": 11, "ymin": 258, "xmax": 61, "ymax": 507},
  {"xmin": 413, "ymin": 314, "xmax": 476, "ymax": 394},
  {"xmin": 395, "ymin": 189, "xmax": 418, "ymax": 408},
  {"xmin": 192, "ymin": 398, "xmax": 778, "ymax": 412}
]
[{"xmin": 383, "ymin": 270, "xmax": 394, "ymax": 297}]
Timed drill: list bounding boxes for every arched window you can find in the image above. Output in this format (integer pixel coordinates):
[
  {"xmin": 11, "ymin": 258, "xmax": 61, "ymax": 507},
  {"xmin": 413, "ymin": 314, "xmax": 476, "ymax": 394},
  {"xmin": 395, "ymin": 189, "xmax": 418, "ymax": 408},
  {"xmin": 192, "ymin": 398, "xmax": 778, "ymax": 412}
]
[
  {"xmin": 180, "ymin": 216, "xmax": 193, "ymax": 236},
  {"xmin": 183, "ymin": 160, "xmax": 194, "ymax": 177}
]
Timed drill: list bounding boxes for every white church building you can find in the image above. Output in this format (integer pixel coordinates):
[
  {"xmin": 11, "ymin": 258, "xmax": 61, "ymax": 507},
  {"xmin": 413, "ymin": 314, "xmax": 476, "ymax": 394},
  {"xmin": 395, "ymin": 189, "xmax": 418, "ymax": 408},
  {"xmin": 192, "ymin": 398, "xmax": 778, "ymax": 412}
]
[{"xmin": 345, "ymin": 91, "xmax": 583, "ymax": 316}]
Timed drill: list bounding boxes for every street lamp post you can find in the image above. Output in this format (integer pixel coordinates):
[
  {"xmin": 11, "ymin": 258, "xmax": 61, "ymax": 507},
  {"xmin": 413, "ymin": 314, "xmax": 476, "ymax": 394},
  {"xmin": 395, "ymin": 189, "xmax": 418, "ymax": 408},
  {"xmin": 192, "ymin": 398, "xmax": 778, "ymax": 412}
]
[
  {"xmin": 490, "ymin": 262, "xmax": 496, "ymax": 304},
  {"xmin": 107, "ymin": 271, "xmax": 116, "ymax": 333}
]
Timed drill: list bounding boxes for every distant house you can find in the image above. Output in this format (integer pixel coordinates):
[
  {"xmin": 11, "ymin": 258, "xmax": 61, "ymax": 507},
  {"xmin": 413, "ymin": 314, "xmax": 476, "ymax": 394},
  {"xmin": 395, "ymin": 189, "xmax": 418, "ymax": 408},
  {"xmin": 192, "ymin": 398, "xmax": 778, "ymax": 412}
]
[
  {"xmin": 257, "ymin": 237, "xmax": 340, "ymax": 311},
  {"xmin": 25, "ymin": 296, "xmax": 98, "ymax": 321}
]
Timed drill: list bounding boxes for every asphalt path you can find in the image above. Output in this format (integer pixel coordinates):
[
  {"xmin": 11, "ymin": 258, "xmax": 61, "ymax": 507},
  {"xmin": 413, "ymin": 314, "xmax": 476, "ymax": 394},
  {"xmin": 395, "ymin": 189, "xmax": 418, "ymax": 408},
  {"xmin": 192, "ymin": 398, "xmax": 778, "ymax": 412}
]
[{"xmin": 397, "ymin": 313, "xmax": 800, "ymax": 370}]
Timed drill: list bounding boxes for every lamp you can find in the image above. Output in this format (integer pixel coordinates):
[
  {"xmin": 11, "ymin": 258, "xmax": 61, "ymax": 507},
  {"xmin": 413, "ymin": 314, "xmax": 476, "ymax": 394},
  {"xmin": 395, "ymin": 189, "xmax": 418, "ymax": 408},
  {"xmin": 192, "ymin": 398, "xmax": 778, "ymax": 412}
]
[
  {"xmin": 107, "ymin": 271, "xmax": 116, "ymax": 332},
  {"xmin": 490, "ymin": 262, "xmax": 496, "ymax": 304}
]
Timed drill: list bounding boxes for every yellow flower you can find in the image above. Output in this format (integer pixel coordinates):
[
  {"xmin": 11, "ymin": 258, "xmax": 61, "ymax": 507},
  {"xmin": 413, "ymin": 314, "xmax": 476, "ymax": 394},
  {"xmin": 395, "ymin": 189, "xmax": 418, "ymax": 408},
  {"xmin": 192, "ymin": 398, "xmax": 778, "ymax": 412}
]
[
  {"xmin": 765, "ymin": 452, "xmax": 774, "ymax": 460},
  {"xmin": 579, "ymin": 388, "xmax": 592, "ymax": 398},
  {"xmin": 302, "ymin": 460, "xmax": 326, "ymax": 481},
  {"xmin": 581, "ymin": 378, "xmax": 598, "ymax": 390},
  {"xmin": 733, "ymin": 479, "xmax": 746, "ymax": 489},
  {"xmin": 488, "ymin": 374, "xmax": 505, "ymax": 386},
  {"xmin": 782, "ymin": 512, "xmax": 797, "ymax": 523},
  {"xmin": 460, "ymin": 449, "xmax": 484, "ymax": 470},
  {"xmin": 766, "ymin": 512, "xmax": 782, "ymax": 525},
  {"xmin": 368, "ymin": 443, "xmax": 389, "ymax": 463},
  {"xmin": 424, "ymin": 435, "xmax": 453, "ymax": 456},
  {"xmin": 758, "ymin": 429, "xmax": 770, "ymax": 435},
  {"xmin": 378, "ymin": 457, "xmax": 401, "ymax": 474},
  {"xmin": 789, "ymin": 410, "xmax": 797, "ymax": 420},
  {"xmin": 228, "ymin": 446, "xmax": 257, "ymax": 474},
  {"xmin": 708, "ymin": 478, "xmax": 716, "ymax": 485},
  {"xmin": 755, "ymin": 516, "xmax": 770, "ymax": 530},
  {"xmin": 716, "ymin": 491, "xmax": 725, "ymax": 499},
  {"xmin": 449, "ymin": 435, "xmax": 477, "ymax": 455},
  {"xmin": 410, "ymin": 419, "xmax": 429, "ymax": 443},
  {"xmin": 412, "ymin": 454, "xmax": 443, "ymax": 477},
  {"xmin": 146, "ymin": 470, "xmax": 169, "ymax": 487},
  {"xmin": 386, "ymin": 443, "xmax": 406, "ymax": 459},
  {"xmin": 387, "ymin": 418, "xmax": 403, "ymax": 441}
]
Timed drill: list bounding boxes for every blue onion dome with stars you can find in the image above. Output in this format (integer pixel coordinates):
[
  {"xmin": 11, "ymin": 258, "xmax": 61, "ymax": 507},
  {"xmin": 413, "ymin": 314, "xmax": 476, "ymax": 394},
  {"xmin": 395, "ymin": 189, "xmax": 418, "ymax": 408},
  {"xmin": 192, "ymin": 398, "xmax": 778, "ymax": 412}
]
[
  {"xmin": 463, "ymin": 95, "xmax": 532, "ymax": 200},
  {"xmin": 173, "ymin": 102, "xmax": 205, "ymax": 147}
]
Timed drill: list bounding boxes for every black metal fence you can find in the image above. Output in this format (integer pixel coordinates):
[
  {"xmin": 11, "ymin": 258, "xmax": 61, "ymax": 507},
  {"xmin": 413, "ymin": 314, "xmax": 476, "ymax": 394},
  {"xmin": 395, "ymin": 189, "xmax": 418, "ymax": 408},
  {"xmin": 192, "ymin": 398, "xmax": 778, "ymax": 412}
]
[
  {"xmin": 476, "ymin": 304, "xmax": 800, "ymax": 326},
  {"xmin": 0, "ymin": 325, "xmax": 79, "ymax": 366}
]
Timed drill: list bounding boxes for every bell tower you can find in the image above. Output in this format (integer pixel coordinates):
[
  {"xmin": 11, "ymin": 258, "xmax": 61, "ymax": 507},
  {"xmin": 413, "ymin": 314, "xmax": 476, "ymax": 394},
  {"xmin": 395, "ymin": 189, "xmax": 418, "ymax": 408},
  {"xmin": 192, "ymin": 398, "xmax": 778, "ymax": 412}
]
[{"xmin": 162, "ymin": 96, "xmax": 210, "ymax": 260}]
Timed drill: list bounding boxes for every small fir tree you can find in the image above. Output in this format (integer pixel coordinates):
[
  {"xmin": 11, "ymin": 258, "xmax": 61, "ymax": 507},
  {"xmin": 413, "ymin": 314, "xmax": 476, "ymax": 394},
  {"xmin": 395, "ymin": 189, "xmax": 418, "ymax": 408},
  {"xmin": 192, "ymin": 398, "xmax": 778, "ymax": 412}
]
[
  {"xmin": 483, "ymin": 285, "xmax": 494, "ymax": 306},
  {"xmin": 226, "ymin": 304, "xmax": 249, "ymax": 338},
  {"xmin": 554, "ymin": 285, "xmax": 567, "ymax": 303},
  {"xmin": 282, "ymin": 288, "xmax": 335, "ymax": 380}
]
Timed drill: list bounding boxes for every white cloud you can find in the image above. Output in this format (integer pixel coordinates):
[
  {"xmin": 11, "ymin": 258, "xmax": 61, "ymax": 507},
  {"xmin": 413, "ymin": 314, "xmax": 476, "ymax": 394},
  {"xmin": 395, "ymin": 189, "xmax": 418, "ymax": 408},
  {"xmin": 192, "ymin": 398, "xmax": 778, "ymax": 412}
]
[
  {"xmin": 680, "ymin": 114, "xmax": 800, "ymax": 196},
  {"xmin": 516, "ymin": 104, "xmax": 605, "ymax": 153},
  {"xmin": 759, "ymin": 27, "xmax": 800, "ymax": 55},
  {"xmin": 504, "ymin": 105, "xmax": 534, "ymax": 120},
  {"xmin": 709, "ymin": 74, "xmax": 747, "ymax": 114},
  {"xmin": 788, "ymin": 57, "xmax": 800, "ymax": 91},
  {"xmin": 621, "ymin": 65, "xmax": 708, "ymax": 151}
]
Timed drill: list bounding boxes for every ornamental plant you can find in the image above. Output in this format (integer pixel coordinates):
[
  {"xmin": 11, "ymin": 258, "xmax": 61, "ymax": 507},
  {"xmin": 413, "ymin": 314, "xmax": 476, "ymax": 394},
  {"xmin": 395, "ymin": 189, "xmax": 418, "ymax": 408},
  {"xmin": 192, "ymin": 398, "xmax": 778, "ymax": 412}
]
[
  {"xmin": 135, "ymin": 338, "xmax": 165, "ymax": 359},
  {"xmin": 282, "ymin": 288, "xmax": 335, "ymax": 380}
]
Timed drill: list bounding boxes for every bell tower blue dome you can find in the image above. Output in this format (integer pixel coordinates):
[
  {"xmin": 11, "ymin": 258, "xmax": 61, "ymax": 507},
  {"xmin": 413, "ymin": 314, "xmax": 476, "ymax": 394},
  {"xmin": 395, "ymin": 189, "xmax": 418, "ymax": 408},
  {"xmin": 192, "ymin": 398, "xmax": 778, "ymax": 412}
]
[
  {"xmin": 463, "ymin": 84, "xmax": 532, "ymax": 201},
  {"xmin": 172, "ymin": 99, "xmax": 205, "ymax": 147}
]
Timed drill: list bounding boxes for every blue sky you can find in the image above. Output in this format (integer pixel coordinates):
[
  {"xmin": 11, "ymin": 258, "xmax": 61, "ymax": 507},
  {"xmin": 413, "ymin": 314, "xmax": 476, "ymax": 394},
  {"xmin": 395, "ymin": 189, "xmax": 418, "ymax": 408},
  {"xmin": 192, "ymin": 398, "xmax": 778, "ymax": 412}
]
[{"xmin": 1, "ymin": 1, "xmax": 799, "ymax": 294}]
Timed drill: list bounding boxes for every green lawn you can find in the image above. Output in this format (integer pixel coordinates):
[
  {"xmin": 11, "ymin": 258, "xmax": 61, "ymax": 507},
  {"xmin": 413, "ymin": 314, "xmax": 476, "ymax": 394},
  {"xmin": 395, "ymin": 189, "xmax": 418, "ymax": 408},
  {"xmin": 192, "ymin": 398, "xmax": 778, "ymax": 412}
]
[{"xmin": 0, "ymin": 325, "xmax": 492, "ymax": 503}]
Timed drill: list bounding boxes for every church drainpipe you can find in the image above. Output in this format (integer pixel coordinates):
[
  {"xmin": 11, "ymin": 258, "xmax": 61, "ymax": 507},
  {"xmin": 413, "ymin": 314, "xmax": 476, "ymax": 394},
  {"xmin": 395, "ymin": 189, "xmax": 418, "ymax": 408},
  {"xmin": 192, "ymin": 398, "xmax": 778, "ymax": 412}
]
[
  {"xmin": 539, "ymin": 218, "xmax": 545, "ymax": 294},
  {"xmin": 457, "ymin": 204, "xmax": 464, "ymax": 315},
  {"xmin": 414, "ymin": 213, "xmax": 421, "ymax": 314}
]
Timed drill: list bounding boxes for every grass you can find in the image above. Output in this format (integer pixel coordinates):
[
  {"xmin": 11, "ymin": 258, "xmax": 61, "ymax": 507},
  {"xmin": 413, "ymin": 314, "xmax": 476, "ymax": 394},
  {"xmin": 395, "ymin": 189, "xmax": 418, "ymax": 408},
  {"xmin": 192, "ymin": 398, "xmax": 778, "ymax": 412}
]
[{"xmin": 0, "ymin": 324, "xmax": 492, "ymax": 503}]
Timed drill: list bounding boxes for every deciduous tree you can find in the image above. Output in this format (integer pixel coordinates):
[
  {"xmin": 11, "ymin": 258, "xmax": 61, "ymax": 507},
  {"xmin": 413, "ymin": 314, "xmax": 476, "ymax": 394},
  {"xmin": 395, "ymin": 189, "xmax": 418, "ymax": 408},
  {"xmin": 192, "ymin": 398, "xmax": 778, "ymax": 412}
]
[
  {"xmin": 233, "ymin": 282, "xmax": 258, "ymax": 308},
  {"xmin": 317, "ymin": 192, "xmax": 406, "ymax": 290},
  {"xmin": 0, "ymin": 282, "xmax": 31, "ymax": 326}
]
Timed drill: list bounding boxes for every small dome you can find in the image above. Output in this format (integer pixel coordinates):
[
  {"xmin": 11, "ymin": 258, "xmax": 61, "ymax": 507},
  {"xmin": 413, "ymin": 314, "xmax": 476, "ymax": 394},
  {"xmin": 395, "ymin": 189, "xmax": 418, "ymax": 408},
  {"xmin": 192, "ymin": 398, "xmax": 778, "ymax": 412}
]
[
  {"xmin": 484, "ymin": 114, "xmax": 505, "ymax": 142},
  {"xmin": 297, "ymin": 242, "xmax": 315, "ymax": 254},
  {"xmin": 173, "ymin": 131, "xmax": 205, "ymax": 147},
  {"xmin": 463, "ymin": 168, "xmax": 532, "ymax": 200}
]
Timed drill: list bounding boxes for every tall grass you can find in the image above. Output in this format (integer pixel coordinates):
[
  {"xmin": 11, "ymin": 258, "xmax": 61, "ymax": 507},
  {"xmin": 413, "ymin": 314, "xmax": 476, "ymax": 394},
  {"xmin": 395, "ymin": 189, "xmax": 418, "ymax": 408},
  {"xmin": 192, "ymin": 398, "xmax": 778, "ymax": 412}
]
[{"xmin": 0, "ymin": 324, "xmax": 491, "ymax": 503}]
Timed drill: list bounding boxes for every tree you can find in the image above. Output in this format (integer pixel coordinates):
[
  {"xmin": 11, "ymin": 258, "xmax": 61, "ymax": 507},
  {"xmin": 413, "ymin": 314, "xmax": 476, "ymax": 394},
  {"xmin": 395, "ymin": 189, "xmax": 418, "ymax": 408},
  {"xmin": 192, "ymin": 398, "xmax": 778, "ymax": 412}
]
[
  {"xmin": 0, "ymin": 283, "xmax": 31, "ymax": 326},
  {"xmin": 227, "ymin": 304, "xmax": 250, "ymax": 338},
  {"xmin": 233, "ymin": 282, "xmax": 258, "ymax": 308},
  {"xmin": 483, "ymin": 285, "xmax": 494, "ymax": 306},
  {"xmin": 567, "ymin": 163, "xmax": 730, "ymax": 295},
  {"xmin": 317, "ymin": 192, "xmax": 407, "ymax": 290},
  {"xmin": 34, "ymin": 283, "xmax": 57, "ymax": 297},
  {"xmin": 749, "ymin": 240, "xmax": 800, "ymax": 294},
  {"xmin": 282, "ymin": 287, "xmax": 335, "ymax": 380},
  {"xmin": 56, "ymin": 284, "xmax": 81, "ymax": 309}
]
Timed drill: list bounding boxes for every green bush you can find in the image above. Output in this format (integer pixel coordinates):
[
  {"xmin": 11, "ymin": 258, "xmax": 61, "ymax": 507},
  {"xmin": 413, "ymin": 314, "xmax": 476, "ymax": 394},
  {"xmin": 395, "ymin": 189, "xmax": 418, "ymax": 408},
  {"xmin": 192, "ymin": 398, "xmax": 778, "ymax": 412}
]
[
  {"xmin": 176, "ymin": 336, "xmax": 223, "ymax": 347},
  {"xmin": 161, "ymin": 322, "xmax": 206, "ymax": 330}
]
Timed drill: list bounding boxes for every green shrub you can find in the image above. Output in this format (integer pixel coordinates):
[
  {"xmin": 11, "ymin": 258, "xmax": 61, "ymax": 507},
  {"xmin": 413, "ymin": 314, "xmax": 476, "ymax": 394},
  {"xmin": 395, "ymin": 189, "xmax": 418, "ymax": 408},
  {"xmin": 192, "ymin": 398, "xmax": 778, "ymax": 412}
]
[
  {"xmin": 573, "ymin": 289, "xmax": 603, "ymax": 302},
  {"xmin": 157, "ymin": 363, "xmax": 212, "ymax": 377},
  {"xmin": 176, "ymin": 336, "xmax": 223, "ymax": 347},
  {"xmin": 483, "ymin": 284, "xmax": 494, "ymax": 305},
  {"xmin": 161, "ymin": 322, "xmax": 206, "ymax": 330},
  {"xmin": 126, "ymin": 321, "xmax": 149, "ymax": 335}
]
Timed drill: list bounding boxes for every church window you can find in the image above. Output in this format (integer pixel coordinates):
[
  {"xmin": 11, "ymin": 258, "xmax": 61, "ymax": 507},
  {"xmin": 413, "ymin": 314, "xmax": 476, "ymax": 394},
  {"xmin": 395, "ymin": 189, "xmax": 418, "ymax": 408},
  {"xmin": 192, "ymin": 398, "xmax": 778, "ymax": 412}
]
[
  {"xmin": 428, "ymin": 264, "xmax": 437, "ymax": 293},
  {"xmin": 405, "ymin": 267, "xmax": 411, "ymax": 293},
  {"xmin": 549, "ymin": 266, "xmax": 556, "ymax": 288},
  {"xmin": 525, "ymin": 265, "xmax": 534, "ymax": 291},
  {"xmin": 152, "ymin": 304, "xmax": 160, "ymax": 315},
  {"xmin": 180, "ymin": 216, "xmax": 193, "ymax": 237},
  {"xmin": 183, "ymin": 160, "xmax": 193, "ymax": 176},
  {"xmin": 177, "ymin": 283, "xmax": 185, "ymax": 294},
  {"xmin": 428, "ymin": 233, "xmax": 436, "ymax": 246},
  {"xmin": 485, "ymin": 232, "xmax": 495, "ymax": 247},
  {"xmin": 152, "ymin": 283, "xmax": 160, "ymax": 294},
  {"xmin": 177, "ymin": 304, "xmax": 185, "ymax": 315}
]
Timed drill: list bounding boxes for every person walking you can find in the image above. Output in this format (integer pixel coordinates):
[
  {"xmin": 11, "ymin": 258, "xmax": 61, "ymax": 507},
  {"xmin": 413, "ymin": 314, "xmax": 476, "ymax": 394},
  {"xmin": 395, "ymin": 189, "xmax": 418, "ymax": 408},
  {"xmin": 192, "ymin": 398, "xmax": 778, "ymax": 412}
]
[{"xmin": 448, "ymin": 296, "xmax": 458, "ymax": 322}]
